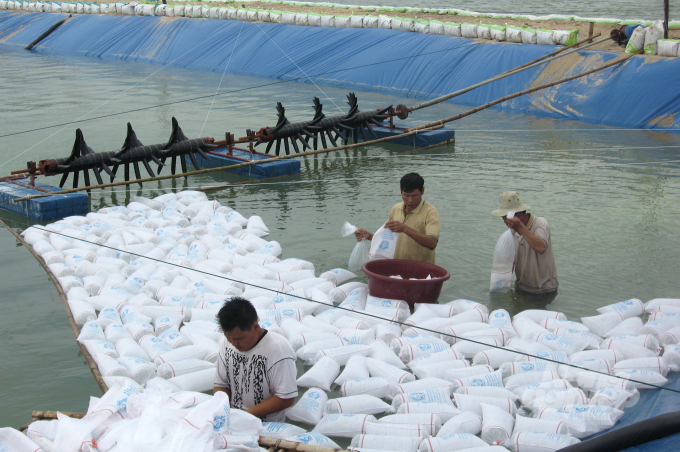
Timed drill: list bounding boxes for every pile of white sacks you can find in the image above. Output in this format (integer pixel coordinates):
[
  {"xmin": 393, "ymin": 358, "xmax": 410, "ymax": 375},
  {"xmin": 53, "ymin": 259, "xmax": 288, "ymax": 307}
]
[{"xmin": 4, "ymin": 190, "xmax": 680, "ymax": 452}]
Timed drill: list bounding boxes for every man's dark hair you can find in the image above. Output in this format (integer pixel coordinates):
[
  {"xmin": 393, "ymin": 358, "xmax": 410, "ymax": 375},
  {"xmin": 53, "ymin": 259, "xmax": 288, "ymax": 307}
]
[
  {"xmin": 216, "ymin": 297, "xmax": 258, "ymax": 332},
  {"xmin": 400, "ymin": 173, "xmax": 424, "ymax": 193}
]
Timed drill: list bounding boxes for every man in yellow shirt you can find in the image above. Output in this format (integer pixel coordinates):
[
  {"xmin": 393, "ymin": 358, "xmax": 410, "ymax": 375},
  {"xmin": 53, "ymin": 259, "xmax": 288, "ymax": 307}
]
[{"xmin": 355, "ymin": 173, "xmax": 440, "ymax": 264}]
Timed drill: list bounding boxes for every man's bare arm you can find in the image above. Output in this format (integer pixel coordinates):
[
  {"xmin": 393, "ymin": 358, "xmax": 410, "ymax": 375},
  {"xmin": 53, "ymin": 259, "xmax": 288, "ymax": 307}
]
[
  {"xmin": 245, "ymin": 395, "xmax": 295, "ymax": 418},
  {"xmin": 213, "ymin": 386, "xmax": 232, "ymax": 398},
  {"xmin": 385, "ymin": 221, "xmax": 438, "ymax": 250}
]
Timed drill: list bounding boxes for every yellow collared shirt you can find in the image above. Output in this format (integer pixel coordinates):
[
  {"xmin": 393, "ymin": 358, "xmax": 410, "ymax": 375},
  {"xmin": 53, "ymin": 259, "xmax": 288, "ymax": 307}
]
[{"xmin": 388, "ymin": 198, "xmax": 440, "ymax": 264}]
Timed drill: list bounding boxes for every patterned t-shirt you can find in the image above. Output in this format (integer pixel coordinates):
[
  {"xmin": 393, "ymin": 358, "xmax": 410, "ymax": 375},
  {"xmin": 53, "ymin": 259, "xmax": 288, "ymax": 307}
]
[{"xmin": 214, "ymin": 330, "xmax": 298, "ymax": 422}]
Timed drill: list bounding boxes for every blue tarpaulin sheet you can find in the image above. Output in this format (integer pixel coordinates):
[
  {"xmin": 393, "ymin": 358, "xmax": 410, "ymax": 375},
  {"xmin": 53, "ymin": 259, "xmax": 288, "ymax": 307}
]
[{"xmin": 1, "ymin": 12, "xmax": 679, "ymax": 131}]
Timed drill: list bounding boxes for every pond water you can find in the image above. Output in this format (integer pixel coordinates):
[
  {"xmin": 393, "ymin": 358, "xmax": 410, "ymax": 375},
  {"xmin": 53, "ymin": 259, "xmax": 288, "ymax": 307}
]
[{"xmin": 1, "ymin": 45, "xmax": 679, "ymax": 432}]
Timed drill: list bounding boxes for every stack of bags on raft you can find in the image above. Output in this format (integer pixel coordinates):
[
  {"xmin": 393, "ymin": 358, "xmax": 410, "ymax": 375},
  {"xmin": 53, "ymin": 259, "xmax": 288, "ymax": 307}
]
[
  {"xmin": 8, "ymin": 191, "xmax": 679, "ymax": 452},
  {"xmin": 21, "ymin": 189, "xmax": 362, "ymax": 392}
]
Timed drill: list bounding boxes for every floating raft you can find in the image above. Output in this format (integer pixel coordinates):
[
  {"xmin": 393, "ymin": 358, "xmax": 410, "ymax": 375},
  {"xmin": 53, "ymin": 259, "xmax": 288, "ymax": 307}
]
[{"xmin": 0, "ymin": 178, "xmax": 88, "ymax": 221}]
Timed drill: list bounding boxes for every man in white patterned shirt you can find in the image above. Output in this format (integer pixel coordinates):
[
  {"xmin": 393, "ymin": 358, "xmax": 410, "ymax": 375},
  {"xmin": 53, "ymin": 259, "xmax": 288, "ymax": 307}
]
[{"xmin": 213, "ymin": 297, "xmax": 298, "ymax": 422}]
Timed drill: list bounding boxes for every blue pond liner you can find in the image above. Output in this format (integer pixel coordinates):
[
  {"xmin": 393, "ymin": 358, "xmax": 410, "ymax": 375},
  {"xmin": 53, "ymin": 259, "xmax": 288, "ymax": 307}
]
[
  {"xmin": 0, "ymin": 179, "xmax": 88, "ymax": 220},
  {"xmin": 1, "ymin": 12, "xmax": 679, "ymax": 131}
]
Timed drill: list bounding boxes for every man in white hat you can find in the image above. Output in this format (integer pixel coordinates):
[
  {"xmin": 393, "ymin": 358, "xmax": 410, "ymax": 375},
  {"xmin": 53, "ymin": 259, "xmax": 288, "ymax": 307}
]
[{"xmin": 492, "ymin": 191, "xmax": 558, "ymax": 294}]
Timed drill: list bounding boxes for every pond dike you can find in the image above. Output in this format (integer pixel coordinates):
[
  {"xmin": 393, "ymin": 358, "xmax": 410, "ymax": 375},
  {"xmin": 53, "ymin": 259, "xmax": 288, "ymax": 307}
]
[{"xmin": 1, "ymin": 11, "xmax": 679, "ymax": 131}]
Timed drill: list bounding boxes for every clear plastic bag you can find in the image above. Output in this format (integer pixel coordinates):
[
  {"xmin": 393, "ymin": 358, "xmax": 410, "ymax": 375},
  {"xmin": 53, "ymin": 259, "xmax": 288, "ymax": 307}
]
[
  {"xmin": 349, "ymin": 239, "xmax": 370, "ymax": 273},
  {"xmin": 490, "ymin": 229, "xmax": 515, "ymax": 292}
]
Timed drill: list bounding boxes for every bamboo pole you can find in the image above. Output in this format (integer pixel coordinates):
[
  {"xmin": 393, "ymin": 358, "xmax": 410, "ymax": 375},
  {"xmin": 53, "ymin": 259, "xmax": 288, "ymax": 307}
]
[
  {"xmin": 407, "ymin": 53, "xmax": 636, "ymax": 132},
  {"xmin": 12, "ymin": 127, "xmax": 441, "ymax": 203},
  {"xmin": 257, "ymin": 436, "xmax": 350, "ymax": 452},
  {"xmin": 31, "ymin": 410, "xmax": 85, "ymax": 420},
  {"xmin": 0, "ymin": 219, "xmax": 109, "ymax": 394},
  {"xmin": 408, "ymin": 35, "xmax": 610, "ymax": 112}
]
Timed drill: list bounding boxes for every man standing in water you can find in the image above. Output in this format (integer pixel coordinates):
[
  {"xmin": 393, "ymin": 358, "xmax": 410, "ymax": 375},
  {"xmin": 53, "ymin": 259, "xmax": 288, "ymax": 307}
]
[
  {"xmin": 213, "ymin": 297, "xmax": 297, "ymax": 421},
  {"xmin": 492, "ymin": 191, "xmax": 558, "ymax": 294},
  {"xmin": 355, "ymin": 172, "xmax": 440, "ymax": 264}
]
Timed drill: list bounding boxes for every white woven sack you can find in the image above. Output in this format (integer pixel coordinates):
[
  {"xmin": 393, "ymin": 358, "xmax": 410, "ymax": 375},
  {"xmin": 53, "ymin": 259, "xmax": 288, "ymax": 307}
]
[
  {"xmin": 351, "ymin": 434, "xmax": 422, "ymax": 452},
  {"xmin": 444, "ymin": 23, "xmax": 462, "ymax": 36},
  {"xmin": 512, "ymin": 414, "xmax": 569, "ymax": 435},
  {"xmin": 437, "ymin": 412, "xmax": 482, "ymax": 437},
  {"xmin": 398, "ymin": 402, "xmax": 461, "ymax": 423},
  {"xmin": 325, "ymin": 394, "xmax": 390, "ymax": 415},
  {"xmin": 597, "ymin": 299, "xmax": 645, "ymax": 319},
  {"xmin": 341, "ymin": 377, "xmax": 391, "ymax": 398},
  {"xmin": 320, "ymin": 15, "xmax": 335, "ymax": 27},
  {"xmin": 313, "ymin": 414, "xmax": 376, "ymax": 438},
  {"xmin": 481, "ymin": 403, "xmax": 515, "ymax": 445},
  {"xmin": 461, "ymin": 23, "xmax": 478, "ymax": 38},
  {"xmin": 589, "ymin": 387, "xmax": 637, "ymax": 409},
  {"xmin": 419, "ymin": 433, "xmax": 486, "ymax": 452},
  {"xmin": 363, "ymin": 421, "xmax": 432, "ymax": 437},
  {"xmin": 561, "ymin": 404, "xmax": 623, "ymax": 429},
  {"xmin": 456, "ymin": 387, "xmax": 519, "ymax": 401},
  {"xmin": 297, "ymin": 356, "xmax": 340, "ymax": 391},
  {"xmin": 391, "ymin": 387, "xmax": 453, "ymax": 412},
  {"xmin": 453, "ymin": 394, "xmax": 517, "ymax": 416},
  {"xmin": 286, "ymin": 388, "xmax": 328, "ymax": 424},
  {"xmin": 508, "ymin": 432, "xmax": 580, "ymax": 452},
  {"xmin": 260, "ymin": 422, "xmax": 305, "ymax": 439}
]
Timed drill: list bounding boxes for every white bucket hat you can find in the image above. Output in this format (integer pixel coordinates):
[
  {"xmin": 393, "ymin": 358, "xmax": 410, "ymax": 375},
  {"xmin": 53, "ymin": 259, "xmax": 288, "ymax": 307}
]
[{"xmin": 491, "ymin": 191, "xmax": 531, "ymax": 217}]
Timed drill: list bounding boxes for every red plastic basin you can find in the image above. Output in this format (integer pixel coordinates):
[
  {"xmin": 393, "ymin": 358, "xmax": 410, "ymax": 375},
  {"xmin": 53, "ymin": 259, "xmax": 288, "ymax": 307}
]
[{"xmin": 361, "ymin": 259, "xmax": 450, "ymax": 308}]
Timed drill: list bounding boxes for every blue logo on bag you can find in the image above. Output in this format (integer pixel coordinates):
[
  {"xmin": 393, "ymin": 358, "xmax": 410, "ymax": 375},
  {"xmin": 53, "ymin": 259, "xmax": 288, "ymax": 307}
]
[
  {"xmin": 378, "ymin": 240, "xmax": 390, "ymax": 251},
  {"xmin": 470, "ymin": 379, "xmax": 485, "ymax": 386},
  {"xmin": 574, "ymin": 406, "xmax": 588, "ymax": 413},
  {"xmin": 381, "ymin": 300, "xmax": 392, "ymax": 307},
  {"xmin": 283, "ymin": 309, "xmax": 294, "ymax": 316},
  {"xmin": 412, "ymin": 393, "xmax": 426, "ymax": 402},
  {"xmin": 418, "ymin": 344, "xmax": 432, "ymax": 351},
  {"xmin": 545, "ymin": 335, "xmax": 557, "ymax": 341},
  {"xmin": 308, "ymin": 392, "xmax": 321, "ymax": 400},
  {"xmin": 494, "ymin": 312, "xmax": 504, "ymax": 318},
  {"xmin": 213, "ymin": 415, "xmax": 226, "ymax": 431},
  {"xmin": 521, "ymin": 363, "xmax": 534, "ymax": 371},
  {"xmin": 297, "ymin": 434, "xmax": 313, "ymax": 444}
]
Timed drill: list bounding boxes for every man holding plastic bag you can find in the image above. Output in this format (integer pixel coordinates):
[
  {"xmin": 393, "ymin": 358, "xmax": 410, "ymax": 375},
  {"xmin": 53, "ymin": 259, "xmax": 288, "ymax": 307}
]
[
  {"xmin": 491, "ymin": 191, "xmax": 558, "ymax": 294},
  {"xmin": 354, "ymin": 173, "xmax": 440, "ymax": 264},
  {"xmin": 214, "ymin": 297, "xmax": 298, "ymax": 421}
]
